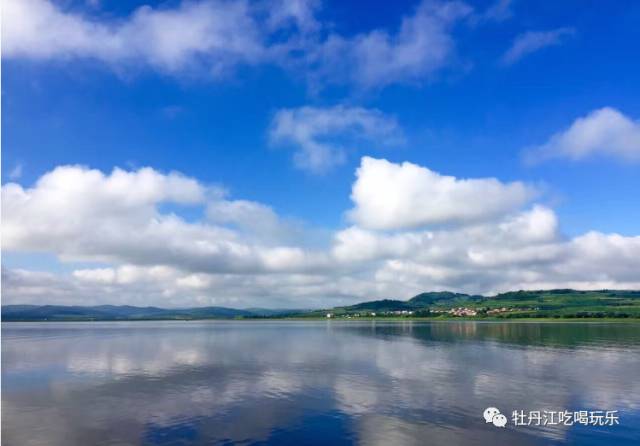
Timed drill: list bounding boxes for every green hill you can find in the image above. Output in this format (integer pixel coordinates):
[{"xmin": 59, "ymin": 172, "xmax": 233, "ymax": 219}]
[
  {"xmin": 304, "ymin": 290, "xmax": 640, "ymax": 319},
  {"xmin": 408, "ymin": 291, "xmax": 482, "ymax": 307}
]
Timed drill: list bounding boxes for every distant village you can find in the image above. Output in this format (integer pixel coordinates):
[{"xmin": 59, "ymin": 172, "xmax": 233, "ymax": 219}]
[{"xmin": 325, "ymin": 306, "xmax": 532, "ymax": 318}]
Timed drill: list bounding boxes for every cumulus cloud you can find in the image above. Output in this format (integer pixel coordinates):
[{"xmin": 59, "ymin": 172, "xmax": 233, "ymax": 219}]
[
  {"xmin": 2, "ymin": 160, "xmax": 639, "ymax": 307},
  {"xmin": 525, "ymin": 107, "xmax": 640, "ymax": 164},
  {"xmin": 333, "ymin": 204, "xmax": 569, "ymax": 295},
  {"xmin": 2, "ymin": 0, "xmax": 472, "ymax": 89},
  {"xmin": 1, "ymin": 165, "xmax": 328, "ymax": 276},
  {"xmin": 269, "ymin": 106, "xmax": 405, "ymax": 172},
  {"xmin": 348, "ymin": 157, "xmax": 535, "ymax": 230},
  {"xmin": 502, "ymin": 27, "xmax": 574, "ymax": 65}
]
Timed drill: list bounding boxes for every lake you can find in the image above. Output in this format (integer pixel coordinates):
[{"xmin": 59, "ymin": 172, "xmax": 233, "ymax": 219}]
[{"xmin": 2, "ymin": 321, "xmax": 640, "ymax": 445}]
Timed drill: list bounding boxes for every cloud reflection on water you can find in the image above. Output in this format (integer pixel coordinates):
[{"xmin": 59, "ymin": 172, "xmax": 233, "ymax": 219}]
[{"xmin": 2, "ymin": 321, "xmax": 639, "ymax": 445}]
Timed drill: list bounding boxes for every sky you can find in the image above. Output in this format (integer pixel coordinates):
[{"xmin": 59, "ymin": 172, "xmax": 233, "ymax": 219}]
[{"xmin": 2, "ymin": 0, "xmax": 640, "ymax": 308}]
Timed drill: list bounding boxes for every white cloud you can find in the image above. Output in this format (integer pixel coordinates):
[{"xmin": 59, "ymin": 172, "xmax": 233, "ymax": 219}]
[
  {"xmin": 525, "ymin": 107, "xmax": 640, "ymax": 163},
  {"xmin": 1, "ymin": 165, "xmax": 327, "ymax": 276},
  {"xmin": 3, "ymin": 0, "xmax": 279, "ymax": 74},
  {"xmin": 73, "ymin": 267, "xmax": 117, "ymax": 284},
  {"xmin": 270, "ymin": 106, "xmax": 405, "ymax": 172},
  {"xmin": 502, "ymin": 27, "xmax": 574, "ymax": 65},
  {"xmin": 206, "ymin": 199, "xmax": 297, "ymax": 242},
  {"xmin": 305, "ymin": 1, "xmax": 472, "ymax": 89},
  {"xmin": 348, "ymin": 157, "xmax": 535, "ymax": 230},
  {"xmin": 354, "ymin": 206, "xmax": 559, "ymax": 279},
  {"xmin": 332, "ymin": 226, "xmax": 425, "ymax": 264},
  {"xmin": 479, "ymin": 0, "xmax": 513, "ymax": 22},
  {"xmin": 2, "ymin": 0, "xmax": 472, "ymax": 89},
  {"xmin": 562, "ymin": 232, "xmax": 640, "ymax": 283},
  {"xmin": 266, "ymin": 0, "xmax": 321, "ymax": 33},
  {"xmin": 2, "ymin": 160, "xmax": 639, "ymax": 308}
]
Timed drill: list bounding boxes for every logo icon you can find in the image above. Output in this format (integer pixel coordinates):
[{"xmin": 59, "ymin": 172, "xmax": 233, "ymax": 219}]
[
  {"xmin": 483, "ymin": 407, "xmax": 507, "ymax": 428},
  {"xmin": 492, "ymin": 413, "xmax": 507, "ymax": 427}
]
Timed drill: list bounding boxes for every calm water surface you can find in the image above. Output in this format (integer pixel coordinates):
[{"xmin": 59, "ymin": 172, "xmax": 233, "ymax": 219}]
[{"xmin": 2, "ymin": 321, "xmax": 640, "ymax": 445}]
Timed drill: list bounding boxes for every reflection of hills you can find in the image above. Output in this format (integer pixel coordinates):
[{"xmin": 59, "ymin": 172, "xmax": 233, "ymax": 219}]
[{"xmin": 338, "ymin": 321, "xmax": 640, "ymax": 349}]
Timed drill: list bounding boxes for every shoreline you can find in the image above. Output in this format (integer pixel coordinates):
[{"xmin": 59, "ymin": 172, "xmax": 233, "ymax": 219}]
[{"xmin": 3, "ymin": 317, "xmax": 640, "ymax": 323}]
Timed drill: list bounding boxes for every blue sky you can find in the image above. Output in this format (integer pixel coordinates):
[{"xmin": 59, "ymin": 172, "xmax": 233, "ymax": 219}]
[{"xmin": 2, "ymin": 0, "xmax": 640, "ymax": 307}]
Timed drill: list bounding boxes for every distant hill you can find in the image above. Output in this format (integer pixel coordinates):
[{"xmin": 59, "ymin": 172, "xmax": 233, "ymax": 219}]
[
  {"xmin": 0, "ymin": 305, "xmax": 303, "ymax": 321},
  {"xmin": 335, "ymin": 292, "xmax": 482, "ymax": 313},
  {"xmin": 343, "ymin": 299, "xmax": 410, "ymax": 312},
  {"xmin": 408, "ymin": 291, "xmax": 482, "ymax": 306}
]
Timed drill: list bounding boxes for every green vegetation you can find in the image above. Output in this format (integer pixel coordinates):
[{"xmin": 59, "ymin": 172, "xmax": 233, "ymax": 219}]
[{"xmin": 293, "ymin": 290, "xmax": 640, "ymax": 320}]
